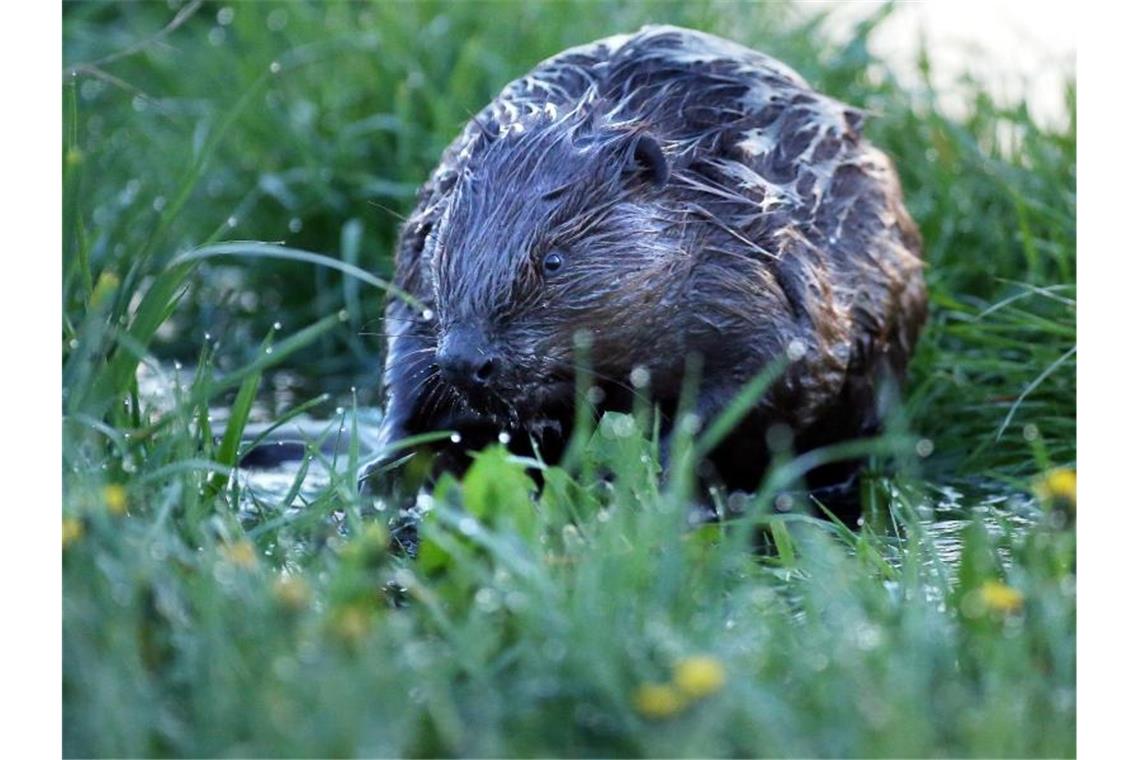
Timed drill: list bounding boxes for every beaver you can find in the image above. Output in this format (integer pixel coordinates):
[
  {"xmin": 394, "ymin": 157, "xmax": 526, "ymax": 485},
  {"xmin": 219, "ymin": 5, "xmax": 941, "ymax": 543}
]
[{"xmin": 363, "ymin": 25, "xmax": 926, "ymax": 525}]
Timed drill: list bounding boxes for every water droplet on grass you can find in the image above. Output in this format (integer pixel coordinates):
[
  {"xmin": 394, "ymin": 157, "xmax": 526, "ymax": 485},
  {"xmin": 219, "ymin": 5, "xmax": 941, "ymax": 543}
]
[
  {"xmin": 288, "ymin": 217, "xmax": 302, "ymax": 233},
  {"xmin": 450, "ymin": 433, "xmax": 462, "ymax": 443},
  {"xmin": 497, "ymin": 431, "xmax": 511, "ymax": 444},
  {"xmin": 216, "ymin": 7, "xmax": 234, "ymax": 25},
  {"xmin": 474, "ymin": 587, "xmax": 499, "ymax": 612},
  {"xmin": 679, "ymin": 413, "xmax": 701, "ymax": 435},
  {"xmin": 613, "ymin": 415, "xmax": 637, "ymax": 437},
  {"xmin": 273, "ymin": 321, "xmax": 282, "ymax": 330},
  {"xmin": 269, "ymin": 60, "xmax": 282, "ymax": 74},
  {"xmin": 267, "ymin": 9, "xmax": 288, "ymax": 31}
]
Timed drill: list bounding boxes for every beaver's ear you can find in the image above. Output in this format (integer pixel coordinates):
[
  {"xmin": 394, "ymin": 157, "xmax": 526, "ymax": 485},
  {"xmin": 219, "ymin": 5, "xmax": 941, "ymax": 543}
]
[{"xmin": 626, "ymin": 134, "xmax": 670, "ymax": 188}]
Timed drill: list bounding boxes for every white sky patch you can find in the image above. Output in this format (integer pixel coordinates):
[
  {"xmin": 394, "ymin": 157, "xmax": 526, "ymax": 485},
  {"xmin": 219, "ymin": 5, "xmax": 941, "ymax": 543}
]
[{"xmin": 798, "ymin": 1, "xmax": 1075, "ymax": 128}]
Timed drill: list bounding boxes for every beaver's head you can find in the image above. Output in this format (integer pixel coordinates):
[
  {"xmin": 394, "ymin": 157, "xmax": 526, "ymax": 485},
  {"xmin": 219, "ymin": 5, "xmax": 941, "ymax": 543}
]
[{"xmin": 425, "ymin": 110, "xmax": 684, "ymax": 426}]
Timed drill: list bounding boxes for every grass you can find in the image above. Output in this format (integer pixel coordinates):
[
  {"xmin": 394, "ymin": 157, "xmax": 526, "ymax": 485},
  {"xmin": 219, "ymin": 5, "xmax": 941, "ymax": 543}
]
[{"xmin": 62, "ymin": 1, "xmax": 1075, "ymax": 757}]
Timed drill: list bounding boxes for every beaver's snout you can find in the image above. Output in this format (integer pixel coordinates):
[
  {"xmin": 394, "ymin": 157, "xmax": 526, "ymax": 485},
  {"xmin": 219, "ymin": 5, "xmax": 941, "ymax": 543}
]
[{"xmin": 436, "ymin": 328, "xmax": 501, "ymax": 396}]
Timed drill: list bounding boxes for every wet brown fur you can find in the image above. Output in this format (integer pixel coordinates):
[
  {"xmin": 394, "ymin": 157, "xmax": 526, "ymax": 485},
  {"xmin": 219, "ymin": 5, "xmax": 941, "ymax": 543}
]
[{"xmin": 366, "ymin": 26, "xmax": 926, "ymax": 524}]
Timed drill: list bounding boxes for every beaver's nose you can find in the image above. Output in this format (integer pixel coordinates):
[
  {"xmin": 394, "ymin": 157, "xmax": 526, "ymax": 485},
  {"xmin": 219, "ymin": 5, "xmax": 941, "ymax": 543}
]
[{"xmin": 436, "ymin": 331, "xmax": 499, "ymax": 390}]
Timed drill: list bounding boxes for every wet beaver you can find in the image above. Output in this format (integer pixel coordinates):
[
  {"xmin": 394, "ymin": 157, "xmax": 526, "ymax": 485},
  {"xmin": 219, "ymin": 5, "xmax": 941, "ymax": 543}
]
[{"xmin": 364, "ymin": 25, "xmax": 926, "ymax": 524}]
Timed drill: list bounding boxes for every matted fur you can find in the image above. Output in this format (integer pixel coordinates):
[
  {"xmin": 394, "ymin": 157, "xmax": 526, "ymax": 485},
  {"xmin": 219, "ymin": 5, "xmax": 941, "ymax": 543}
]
[{"xmin": 370, "ymin": 25, "xmax": 926, "ymax": 509}]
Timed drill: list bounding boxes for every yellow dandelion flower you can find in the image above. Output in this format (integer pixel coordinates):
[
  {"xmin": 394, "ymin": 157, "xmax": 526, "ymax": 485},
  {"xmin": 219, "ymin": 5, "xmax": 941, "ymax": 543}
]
[
  {"xmin": 90, "ymin": 271, "xmax": 120, "ymax": 308},
  {"xmin": 979, "ymin": 580, "xmax": 1024, "ymax": 615},
  {"xmin": 633, "ymin": 683, "xmax": 688, "ymax": 720},
  {"xmin": 342, "ymin": 522, "xmax": 390, "ymax": 567},
  {"xmin": 102, "ymin": 484, "xmax": 128, "ymax": 516},
  {"xmin": 673, "ymin": 655, "xmax": 727, "ymax": 699},
  {"xmin": 63, "ymin": 517, "xmax": 84, "ymax": 550},
  {"xmin": 273, "ymin": 575, "xmax": 311, "ymax": 611},
  {"xmin": 1035, "ymin": 468, "xmax": 1076, "ymax": 511},
  {"xmin": 222, "ymin": 540, "xmax": 258, "ymax": 569},
  {"xmin": 332, "ymin": 605, "xmax": 372, "ymax": 645}
]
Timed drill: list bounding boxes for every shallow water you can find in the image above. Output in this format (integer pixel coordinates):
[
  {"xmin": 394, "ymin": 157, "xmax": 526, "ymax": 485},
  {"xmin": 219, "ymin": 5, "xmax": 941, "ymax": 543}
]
[{"xmin": 138, "ymin": 362, "xmax": 1041, "ymax": 571}]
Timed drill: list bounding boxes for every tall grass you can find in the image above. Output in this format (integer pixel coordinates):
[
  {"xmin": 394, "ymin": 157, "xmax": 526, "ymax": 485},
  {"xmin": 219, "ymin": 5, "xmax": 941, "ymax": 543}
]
[{"xmin": 62, "ymin": 2, "xmax": 1075, "ymax": 756}]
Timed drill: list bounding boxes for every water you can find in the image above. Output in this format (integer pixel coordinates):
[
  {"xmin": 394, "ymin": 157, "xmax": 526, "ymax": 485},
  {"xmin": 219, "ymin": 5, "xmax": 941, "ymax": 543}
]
[{"xmin": 137, "ymin": 361, "xmax": 1042, "ymax": 570}]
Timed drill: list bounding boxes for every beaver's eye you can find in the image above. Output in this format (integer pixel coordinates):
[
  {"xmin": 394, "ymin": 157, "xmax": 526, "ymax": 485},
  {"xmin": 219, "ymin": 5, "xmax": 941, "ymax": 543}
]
[{"xmin": 542, "ymin": 250, "xmax": 564, "ymax": 275}]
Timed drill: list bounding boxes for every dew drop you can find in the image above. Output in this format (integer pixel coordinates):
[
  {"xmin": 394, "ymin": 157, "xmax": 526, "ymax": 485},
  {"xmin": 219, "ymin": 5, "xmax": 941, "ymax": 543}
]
[
  {"xmin": 68, "ymin": 338, "xmax": 79, "ymax": 350},
  {"xmin": 216, "ymin": 7, "xmax": 234, "ymax": 25},
  {"xmin": 786, "ymin": 339, "xmax": 807, "ymax": 361},
  {"xmin": 265, "ymin": 346, "xmax": 274, "ymax": 354},
  {"xmin": 226, "ymin": 216, "xmax": 238, "ymax": 228},
  {"xmin": 273, "ymin": 321, "xmax": 282, "ymax": 330},
  {"xmin": 458, "ymin": 516, "xmax": 478, "ymax": 536},
  {"xmin": 915, "ymin": 438, "xmax": 934, "ymax": 458},
  {"xmin": 421, "ymin": 308, "xmax": 434, "ymax": 321},
  {"xmin": 629, "ymin": 365, "xmax": 650, "ymax": 389},
  {"xmin": 269, "ymin": 60, "xmax": 282, "ymax": 74},
  {"xmin": 497, "ymin": 431, "xmax": 511, "ymax": 445},
  {"xmin": 152, "ymin": 196, "xmax": 166, "ymax": 212},
  {"xmin": 613, "ymin": 415, "xmax": 636, "ymax": 438},
  {"xmin": 338, "ymin": 309, "xmax": 350, "ymax": 321},
  {"xmin": 267, "ymin": 9, "xmax": 288, "ymax": 31},
  {"xmin": 288, "ymin": 217, "xmax": 302, "ymax": 233},
  {"xmin": 449, "ymin": 433, "xmax": 462, "ymax": 443}
]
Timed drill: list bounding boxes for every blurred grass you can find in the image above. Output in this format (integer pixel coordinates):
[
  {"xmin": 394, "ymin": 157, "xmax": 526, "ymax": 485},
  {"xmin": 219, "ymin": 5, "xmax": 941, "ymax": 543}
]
[{"xmin": 62, "ymin": 1, "xmax": 1075, "ymax": 757}]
